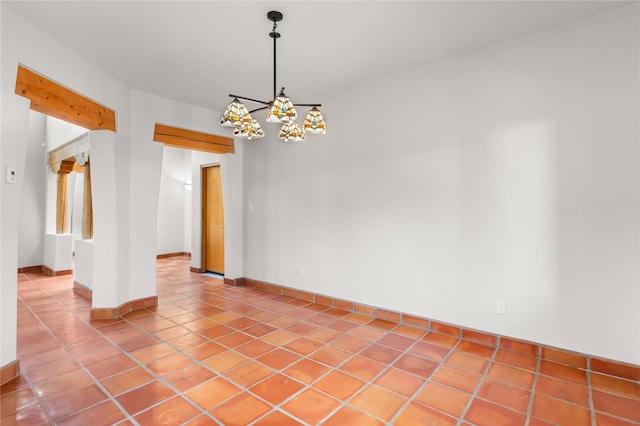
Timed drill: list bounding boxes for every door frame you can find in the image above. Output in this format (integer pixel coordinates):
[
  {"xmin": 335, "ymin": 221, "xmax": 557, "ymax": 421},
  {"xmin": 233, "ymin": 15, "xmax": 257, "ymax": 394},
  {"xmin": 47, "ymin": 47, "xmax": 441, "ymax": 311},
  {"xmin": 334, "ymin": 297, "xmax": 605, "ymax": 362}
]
[{"xmin": 200, "ymin": 162, "xmax": 224, "ymax": 274}]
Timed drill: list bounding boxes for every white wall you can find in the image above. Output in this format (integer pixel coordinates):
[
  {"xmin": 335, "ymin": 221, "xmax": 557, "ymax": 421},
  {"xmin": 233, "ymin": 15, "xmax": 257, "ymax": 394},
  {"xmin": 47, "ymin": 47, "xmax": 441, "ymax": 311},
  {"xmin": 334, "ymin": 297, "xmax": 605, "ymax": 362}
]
[
  {"xmin": 43, "ymin": 234, "xmax": 72, "ymax": 271},
  {"xmin": 89, "ymin": 130, "xmax": 126, "ymax": 307},
  {"xmin": 157, "ymin": 146, "xmax": 189, "ymax": 255},
  {"xmin": 183, "ymin": 151, "xmax": 192, "ymax": 253},
  {"xmin": 46, "ymin": 115, "xmax": 87, "ymax": 150},
  {"xmin": 70, "ymin": 172, "xmax": 84, "ymax": 245},
  {"xmin": 244, "ymin": 6, "xmax": 640, "ymax": 364},
  {"xmin": 222, "ymin": 140, "xmax": 243, "ymax": 280},
  {"xmin": 74, "ymin": 239, "xmax": 93, "ymax": 289},
  {"xmin": 17, "ymin": 110, "xmax": 46, "ymax": 267}
]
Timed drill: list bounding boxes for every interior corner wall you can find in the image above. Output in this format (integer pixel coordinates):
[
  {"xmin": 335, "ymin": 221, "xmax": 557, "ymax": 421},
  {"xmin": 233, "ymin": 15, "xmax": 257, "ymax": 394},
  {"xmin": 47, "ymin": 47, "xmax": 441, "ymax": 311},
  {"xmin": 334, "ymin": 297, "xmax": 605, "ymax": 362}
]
[
  {"xmin": 18, "ymin": 110, "xmax": 46, "ymax": 268},
  {"xmin": 1, "ymin": 5, "xmax": 31, "ymax": 368},
  {"xmin": 89, "ymin": 130, "xmax": 125, "ymax": 307},
  {"xmin": 221, "ymin": 140, "xmax": 243, "ymax": 279},
  {"xmin": 0, "ymin": 2, "xmax": 4, "ymax": 369},
  {"xmin": 183, "ymin": 151, "xmax": 192, "ymax": 254},
  {"xmin": 70, "ymin": 173, "xmax": 84, "ymax": 245},
  {"xmin": 0, "ymin": 1, "xmax": 4, "ymax": 370},
  {"xmin": 243, "ymin": 5, "xmax": 640, "ymax": 364},
  {"xmin": 157, "ymin": 146, "xmax": 189, "ymax": 255},
  {"xmin": 0, "ymin": 90, "xmax": 29, "ymax": 369},
  {"xmin": 637, "ymin": 0, "xmax": 640, "ymax": 368},
  {"xmin": 45, "ymin": 116, "xmax": 88, "ymax": 151}
]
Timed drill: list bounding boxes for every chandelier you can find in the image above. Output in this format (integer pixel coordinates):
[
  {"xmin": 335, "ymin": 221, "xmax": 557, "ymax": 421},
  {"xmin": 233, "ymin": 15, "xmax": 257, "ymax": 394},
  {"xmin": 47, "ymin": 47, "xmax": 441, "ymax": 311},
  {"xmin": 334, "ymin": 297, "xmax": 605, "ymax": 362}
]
[{"xmin": 220, "ymin": 11, "xmax": 327, "ymax": 142}]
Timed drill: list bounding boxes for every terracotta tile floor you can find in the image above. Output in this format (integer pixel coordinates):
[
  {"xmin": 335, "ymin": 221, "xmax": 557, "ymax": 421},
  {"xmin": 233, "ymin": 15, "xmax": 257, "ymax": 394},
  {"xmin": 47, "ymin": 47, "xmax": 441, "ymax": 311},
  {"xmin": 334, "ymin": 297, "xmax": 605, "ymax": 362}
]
[{"xmin": 2, "ymin": 256, "xmax": 639, "ymax": 425}]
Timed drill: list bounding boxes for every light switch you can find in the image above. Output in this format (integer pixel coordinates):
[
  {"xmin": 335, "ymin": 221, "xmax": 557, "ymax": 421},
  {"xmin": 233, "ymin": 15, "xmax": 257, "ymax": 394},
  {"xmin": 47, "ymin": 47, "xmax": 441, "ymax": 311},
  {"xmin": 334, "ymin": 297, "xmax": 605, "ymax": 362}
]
[{"xmin": 5, "ymin": 167, "xmax": 16, "ymax": 184}]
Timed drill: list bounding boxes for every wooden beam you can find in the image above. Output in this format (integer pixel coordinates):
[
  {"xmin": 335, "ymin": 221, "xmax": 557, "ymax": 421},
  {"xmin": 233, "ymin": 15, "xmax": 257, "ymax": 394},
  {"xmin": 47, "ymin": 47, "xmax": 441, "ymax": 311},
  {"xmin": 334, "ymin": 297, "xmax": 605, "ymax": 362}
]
[
  {"xmin": 55, "ymin": 159, "xmax": 75, "ymax": 234},
  {"xmin": 57, "ymin": 159, "xmax": 75, "ymax": 174},
  {"xmin": 153, "ymin": 123, "xmax": 234, "ymax": 155},
  {"xmin": 52, "ymin": 160, "xmax": 86, "ymax": 174},
  {"xmin": 82, "ymin": 162, "xmax": 93, "ymax": 239},
  {"xmin": 15, "ymin": 65, "xmax": 116, "ymax": 131},
  {"xmin": 56, "ymin": 173, "xmax": 69, "ymax": 234}
]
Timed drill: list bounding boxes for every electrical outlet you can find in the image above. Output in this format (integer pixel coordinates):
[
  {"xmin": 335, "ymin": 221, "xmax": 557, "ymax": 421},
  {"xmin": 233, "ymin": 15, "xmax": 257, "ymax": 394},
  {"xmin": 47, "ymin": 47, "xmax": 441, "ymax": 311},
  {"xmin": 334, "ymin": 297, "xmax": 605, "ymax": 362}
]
[{"xmin": 496, "ymin": 300, "xmax": 506, "ymax": 315}]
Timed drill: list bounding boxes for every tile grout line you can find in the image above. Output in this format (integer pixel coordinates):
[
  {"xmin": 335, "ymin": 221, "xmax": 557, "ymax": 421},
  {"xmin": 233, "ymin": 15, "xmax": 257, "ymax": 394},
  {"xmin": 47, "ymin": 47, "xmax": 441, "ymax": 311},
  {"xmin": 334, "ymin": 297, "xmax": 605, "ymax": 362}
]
[
  {"xmin": 8, "ymin": 298, "xmax": 55, "ymax": 425},
  {"xmin": 163, "ymin": 284, "xmax": 308, "ymax": 421},
  {"xmin": 43, "ymin": 284, "xmax": 146, "ymax": 426},
  {"xmin": 247, "ymin": 277, "xmax": 631, "ymax": 424},
  {"xmin": 108, "ymin": 281, "xmax": 524, "ymax": 426},
  {"xmin": 10, "ymin": 259, "xmax": 639, "ymax": 425},
  {"xmin": 216, "ymin": 284, "xmax": 366, "ymax": 424},
  {"xmin": 17, "ymin": 272, "xmax": 527, "ymax": 425},
  {"xmin": 55, "ymin": 274, "xmax": 230, "ymax": 424},
  {"xmin": 455, "ymin": 343, "xmax": 500, "ymax": 426},
  {"xmin": 112, "ymin": 304, "xmax": 250, "ymax": 424},
  {"xmin": 160, "ymin": 281, "xmax": 280, "ymax": 424},
  {"xmin": 314, "ymin": 324, "xmax": 417, "ymax": 424},
  {"xmin": 587, "ymin": 357, "xmax": 597, "ymax": 426},
  {"xmin": 16, "ymin": 277, "xmax": 123, "ymax": 423},
  {"xmin": 523, "ymin": 348, "xmax": 542, "ymax": 426},
  {"xmin": 387, "ymin": 336, "xmax": 463, "ymax": 425},
  {"xmin": 248, "ymin": 316, "xmax": 397, "ymax": 424},
  {"xmin": 249, "ymin": 320, "xmax": 421, "ymax": 424},
  {"xmin": 318, "ymin": 324, "xmax": 448, "ymax": 425},
  {"xmin": 141, "ymin": 280, "xmax": 350, "ymax": 424},
  {"xmin": 15, "ymin": 275, "xmax": 136, "ymax": 425}
]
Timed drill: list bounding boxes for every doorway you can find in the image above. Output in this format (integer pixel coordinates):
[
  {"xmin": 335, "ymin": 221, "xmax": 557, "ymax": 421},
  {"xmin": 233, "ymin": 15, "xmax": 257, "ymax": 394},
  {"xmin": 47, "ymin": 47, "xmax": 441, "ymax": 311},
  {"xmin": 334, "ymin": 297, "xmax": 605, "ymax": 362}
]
[{"xmin": 201, "ymin": 164, "xmax": 224, "ymax": 275}]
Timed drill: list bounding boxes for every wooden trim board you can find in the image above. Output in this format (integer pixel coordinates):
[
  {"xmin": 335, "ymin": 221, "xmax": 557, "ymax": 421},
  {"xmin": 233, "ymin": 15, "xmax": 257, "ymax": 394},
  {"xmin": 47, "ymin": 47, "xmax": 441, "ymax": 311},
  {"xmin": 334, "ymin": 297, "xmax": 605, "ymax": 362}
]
[
  {"xmin": 15, "ymin": 65, "xmax": 116, "ymax": 131},
  {"xmin": 90, "ymin": 296, "xmax": 158, "ymax": 320},
  {"xmin": 153, "ymin": 123, "xmax": 234, "ymax": 154},
  {"xmin": 73, "ymin": 282, "xmax": 93, "ymax": 300},
  {"xmin": 17, "ymin": 265, "xmax": 44, "ymax": 274},
  {"xmin": 223, "ymin": 277, "xmax": 245, "ymax": 287},
  {"xmin": 42, "ymin": 266, "xmax": 73, "ymax": 277},
  {"xmin": 157, "ymin": 252, "xmax": 191, "ymax": 259},
  {"xmin": 1, "ymin": 360, "xmax": 20, "ymax": 386},
  {"xmin": 241, "ymin": 277, "xmax": 640, "ymax": 383}
]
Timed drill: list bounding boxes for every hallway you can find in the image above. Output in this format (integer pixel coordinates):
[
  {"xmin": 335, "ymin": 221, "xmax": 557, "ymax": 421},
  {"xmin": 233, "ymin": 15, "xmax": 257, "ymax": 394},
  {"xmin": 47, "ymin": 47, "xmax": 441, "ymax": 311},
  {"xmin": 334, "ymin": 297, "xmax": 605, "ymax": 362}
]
[{"xmin": 1, "ymin": 256, "xmax": 639, "ymax": 425}]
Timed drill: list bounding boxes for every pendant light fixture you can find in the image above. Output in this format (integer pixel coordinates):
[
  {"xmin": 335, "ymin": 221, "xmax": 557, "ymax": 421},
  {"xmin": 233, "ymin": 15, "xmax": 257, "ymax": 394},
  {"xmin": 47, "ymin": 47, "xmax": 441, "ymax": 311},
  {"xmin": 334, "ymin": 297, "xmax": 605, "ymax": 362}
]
[{"xmin": 220, "ymin": 10, "xmax": 326, "ymax": 141}]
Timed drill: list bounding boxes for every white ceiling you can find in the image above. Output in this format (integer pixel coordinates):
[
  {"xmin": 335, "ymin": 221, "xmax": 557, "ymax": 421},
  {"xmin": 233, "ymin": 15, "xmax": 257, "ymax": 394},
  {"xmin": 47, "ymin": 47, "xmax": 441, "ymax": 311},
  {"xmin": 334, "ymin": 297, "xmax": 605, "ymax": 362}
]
[{"xmin": 4, "ymin": 1, "xmax": 634, "ymax": 112}]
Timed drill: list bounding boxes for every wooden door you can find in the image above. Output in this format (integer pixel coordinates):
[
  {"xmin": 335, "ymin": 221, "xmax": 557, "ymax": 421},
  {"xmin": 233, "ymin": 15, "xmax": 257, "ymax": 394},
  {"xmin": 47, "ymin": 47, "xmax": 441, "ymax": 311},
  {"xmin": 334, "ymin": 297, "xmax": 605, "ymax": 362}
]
[{"xmin": 202, "ymin": 165, "xmax": 224, "ymax": 274}]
